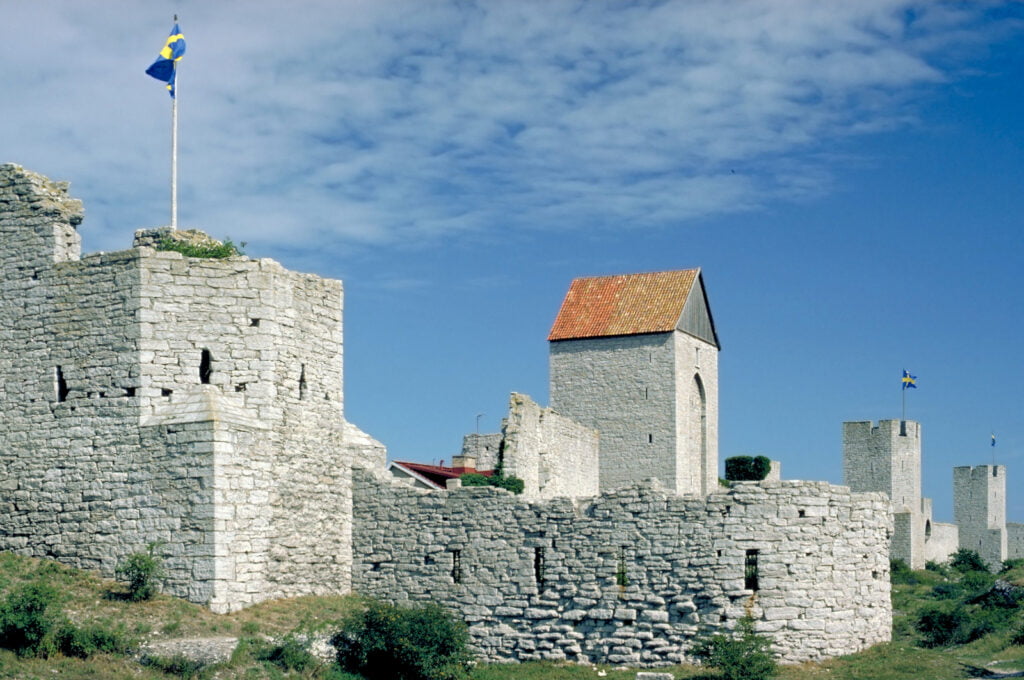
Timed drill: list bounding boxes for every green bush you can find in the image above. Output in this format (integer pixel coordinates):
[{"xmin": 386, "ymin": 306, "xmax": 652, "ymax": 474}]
[
  {"xmin": 691, "ymin": 612, "xmax": 776, "ymax": 680},
  {"xmin": 56, "ymin": 620, "xmax": 133, "ymax": 658},
  {"xmin": 890, "ymin": 559, "xmax": 918, "ymax": 585},
  {"xmin": 1012, "ymin": 623, "xmax": 1024, "ymax": 646},
  {"xmin": 141, "ymin": 653, "xmax": 209, "ymax": 678},
  {"xmin": 915, "ymin": 606, "xmax": 970, "ymax": 647},
  {"xmin": 115, "ymin": 541, "xmax": 166, "ymax": 601},
  {"xmin": 0, "ymin": 582, "xmax": 63, "ymax": 657},
  {"xmin": 724, "ymin": 456, "xmax": 772, "ymax": 482},
  {"xmin": 254, "ymin": 633, "xmax": 315, "ymax": 672},
  {"xmin": 330, "ymin": 599, "xmax": 473, "ymax": 680},
  {"xmin": 458, "ymin": 472, "xmax": 525, "ymax": 495},
  {"xmin": 950, "ymin": 549, "xmax": 989, "ymax": 574}
]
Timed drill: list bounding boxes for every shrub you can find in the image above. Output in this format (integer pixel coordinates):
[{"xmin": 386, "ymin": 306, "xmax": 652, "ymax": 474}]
[
  {"xmin": 141, "ymin": 653, "xmax": 209, "ymax": 678},
  {"xmin": 1002, "ymin": 558, "xmax": 1024, "ymax": 573},
  {"xmin": 890, "ymin": 559, "xmax": 917, "ymax": 585},
  {"xmin": 916, "ymin": 606, "xmax": 969, "ymax": 647},
  {"xmin": 56, "ymin": 620, "xmax": 133, "ymax": 658},
  {"xmin": 254, "ymin": 633, "xmax": 315, "ymax": 672},
  {"xmin": 1012, "ymin": 623, "xmax": 1024, "ymax": 646},
  {"xmin": 691, "ymin": 612, "xmax": 776, "ymax": 680},
  {"xmin": 950, "ymin": 549, "xmax": 989, "ymax": 574},
  {"xmin": 0, "ymin": 582, "xmax": 63, "ymax": 657},
  {"xmin": 457, "ymin": 472, "xmax": 525, "ymax": 495},
  {"xmin": 331, "ymin": 599, "xmax": 473, "ymax": 680},
  {"xmin": 724, "ymin": 456, "xmax": 772, "ymax": 482},
  {"xmin": 115, "ymin": 541, "xmax": 166, "ymax": 601}
]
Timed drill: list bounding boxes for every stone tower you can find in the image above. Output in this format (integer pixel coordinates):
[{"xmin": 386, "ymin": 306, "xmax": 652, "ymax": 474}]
[
  {"xmin": 843, "ymin": 419, "xmax": 930, "ymax": 568},
  {"xmin": 954, "ymin": 465, "xmax": 1007, "ymax": 570},
  {"xmin": 548, "ymin": 269, "xmax": 719, "ymax": 496},
  {"xmin": 0, "ymin": 164, "xmax": 384, "ymax": 612}
]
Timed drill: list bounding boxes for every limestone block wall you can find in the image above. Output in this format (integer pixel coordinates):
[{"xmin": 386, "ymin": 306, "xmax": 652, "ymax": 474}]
[
  {"xmin": 954, "ymin": 465, "xmax": 1007, "ymax": 570},
  {"xmin": 461, "ymin": 433, "xmax": 503, "ymax": 472},
  {"xmin": 352, "ymin": 471, "xmax": 891, "ymax": 666},
  {"xmin": 924, "ymin": 523, "xmax": 959, "ymax": 565},
  {"xmin": 550, "ymin": 330, "xmax": 718, "ymax": 496},
  {"xmin": 501, "ymin": 392, "xmax": 599, "ymax": 498},
  {"xmin": 1008, "ymin": 523, "xmax": 1024, "ymax": 560}
]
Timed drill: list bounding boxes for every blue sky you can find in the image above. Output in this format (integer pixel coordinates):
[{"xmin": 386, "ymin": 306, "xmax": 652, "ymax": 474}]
[{"xmin": 2, "ymin": 1, "xmax": 1022, "ymax": 522}]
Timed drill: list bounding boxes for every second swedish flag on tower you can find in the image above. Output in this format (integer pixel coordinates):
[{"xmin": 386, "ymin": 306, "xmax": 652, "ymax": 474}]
[{"xmin": 146, "ymin": 22, "xmax": 186, "ymax": 98}]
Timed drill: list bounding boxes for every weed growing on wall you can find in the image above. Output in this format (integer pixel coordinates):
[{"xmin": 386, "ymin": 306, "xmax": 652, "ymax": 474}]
[{"xmin": 156, "ymin": 236, "xmax": 245, "ymax": 259}]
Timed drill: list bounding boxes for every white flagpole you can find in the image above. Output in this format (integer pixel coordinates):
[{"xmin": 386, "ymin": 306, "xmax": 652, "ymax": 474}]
[{"xmin": 171, "ymin": 66, "xmax": 178, "ymax": 229}]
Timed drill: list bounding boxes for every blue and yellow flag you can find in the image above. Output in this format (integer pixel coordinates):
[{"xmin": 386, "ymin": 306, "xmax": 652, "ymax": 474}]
[
  {"xmin": 992, "ymin": 433, "xmax": 997, "ymax": 447},
  {"xmin": 145, "ymin": 22, "xmax": 186, "ymax": 97},
  {"xmin": 901, "ymin": 369, "xmax": 917, "ymax": 390}
]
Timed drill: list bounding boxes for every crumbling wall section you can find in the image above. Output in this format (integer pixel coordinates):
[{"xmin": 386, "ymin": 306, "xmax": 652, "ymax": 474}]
[
  {"xmin": 353, "ymin": 471, "xmax": 891, "ymax": 666},
  {"xmin": 501, "ymin": 392, "xmax": 599, "ymax": 498}
]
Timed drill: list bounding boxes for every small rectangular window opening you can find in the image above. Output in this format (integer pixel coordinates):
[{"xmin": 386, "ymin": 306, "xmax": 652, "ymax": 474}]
[
  {"xmin": 534, "ymin": 547, "xmax": 545, "ymax": 587},
  {"xmin": 250, "ymin": 318, "xmax": 260, "ymax": 327},
  {"xmin": 55, "ymin": 366, "xmax": 69, "ymax": 402},
  {"xmin": 451, "ymin": 549, "xmax": 462, "ymax": 584},
  {"xmin": 615, "ymin": 546, "xmax": 629, "ymax": 587},
  {"xmin": 647, "ymin": 433, "xmax": 653, "ymax": 444},
  {"xmin": 798, "ymin": 509, "xmax": 806, "ymax": 518},
  {"xmin": 299, "ymin": 364, "xmax": 307, "ymax": 400},
  {"xmin": 744, "ymin": 549, "xmax": 760, "ymax": 591},
  {"xmin": 161, "ymin": 388, "xmax": 173, "ymax": 398}
]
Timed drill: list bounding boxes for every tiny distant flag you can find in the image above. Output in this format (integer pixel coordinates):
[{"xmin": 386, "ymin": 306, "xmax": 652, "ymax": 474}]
[
  {"xmin": 146, "ymin": 22, "xmax": 186, "ymax": 97},
  {"xmin": 992, "ymin": 433, "xmax": 997, "ymax": 447},
  {"xmin": 901, "ymin": 370, "xmax": 917, "ymax": 390}
]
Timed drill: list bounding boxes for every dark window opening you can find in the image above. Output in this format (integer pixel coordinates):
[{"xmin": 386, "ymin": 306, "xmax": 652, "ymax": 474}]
[
  {"xmin": 993, "ymin": 468, "xmax": 999, "ymax": 477},
  {"xmin": 451, "ymin": 549, "xmax": 462, "ymax": 584},
  {"xmin": 534, "ymin": 547, "xmax": 545, "ymax": 586},
  {"xmin": 299, "ymin": 364, "xmax": 307, "ymax": 400},
  {"xmin": 717, "ymin": 549, "xmax": 722, "ymax": 557},
  {"xmin": 744, "ymin": 549, "xmax": 760, "ymax": 591},
  {"xmin": 125, "ymin": 387, "xmax": 136, "ymax": 397},
  {"xmin": 161, "ymin": 388, "xmax": 173, "ymax": 398},
  {"xmin": 615, "ymin": 546, "xmax": 629, "ymax": 587},
  {"xmin": 235, "ymin": 383, "xmax": 247, "ymax": 392},
  {"xmin": 199, "ymin": 349, "xmax": 213, "ymax": 384},
  {"xmin": 55, "ymin": 366, "xmax": 69, "ymax": 402},
  {"xmin": 798, "ymin": 509, "xmax": 806, "ymax": 518},
  {"xmin": 647, "ymin": 433, "xmax": 653, "ymax": 443},
  {"xmin": 424, "ymin": 555, "xmax": 435, "ymax": 566},
  {"xmin": 250, "ymin": 318, "xmax": 260, "ymax": 327},
  {"xmin": 371, "ymin": 562, "xmax": 381, "ymax": 572}
]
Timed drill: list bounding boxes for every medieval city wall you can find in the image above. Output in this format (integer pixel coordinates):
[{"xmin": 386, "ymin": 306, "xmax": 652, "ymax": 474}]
[
  {"xmin": 1008, "ymin": 523, "xmax": 1024, "ymax": 560},
  {"xmin": 955, "ymin": 465, "xmax": 1008, "ymax": 570},
  {"xmin": 673, "ymin": 330, "xmax": 718, "ymax": 496},
  {"xmin": 352, "ymin": 470, "xmax": 892, "ymax": 666},
  {"xmin": 501, "ymin": 392, "xmax": 599, "ymax": 498}
]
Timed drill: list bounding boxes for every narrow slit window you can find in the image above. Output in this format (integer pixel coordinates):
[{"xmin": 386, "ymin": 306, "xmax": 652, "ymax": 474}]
[
  {"xmin": 534, "ymin": 547, "xmax": 545, "ymax": 586},
  {"xmin": 744, "ymin": 549, "xmax": 760, "ymax": 591},
  {"xmin": 199, "ymin": 349, "xmax": 213, "ymax": 384},
  {"xmin": 299, "ymin": 364, "xmax": 307, "ymax": 400},
  {"xmin": 647, "ymin": 433, "xmax": 653, "ymax": 444},
  {"xmin": 55, "ymin": 366, "xmax": 69, "ymax": 402},
  {"xmin": 451, "ymin": 549, "xmax": 462, "ymax": 584},
  {"xmin": 615, "ymin": 546, "xmax": 629, "ymax": 587}
]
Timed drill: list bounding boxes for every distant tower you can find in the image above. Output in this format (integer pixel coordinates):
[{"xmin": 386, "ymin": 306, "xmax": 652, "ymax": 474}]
[
  {"xmin": 843, "ymin": 419, "xmax": 929, "ymax": 568},
  {"xmin": 954, "ymin": 465, "xmax": 1007, "ymax": 570},
  {"xmin": 548, "ymin": 269, "xmax": 719, "ymax": 496}
]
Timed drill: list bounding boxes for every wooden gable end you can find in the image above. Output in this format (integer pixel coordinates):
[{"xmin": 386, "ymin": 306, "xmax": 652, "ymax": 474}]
[{"xmin": 676, "ymin": 272, "xmax": 719, "ymax": 348}]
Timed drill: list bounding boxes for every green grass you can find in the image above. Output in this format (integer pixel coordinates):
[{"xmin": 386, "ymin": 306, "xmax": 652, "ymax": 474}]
[{"xmin": 2, "ymin": 552, "xmax": 1024, "ymax": 679}]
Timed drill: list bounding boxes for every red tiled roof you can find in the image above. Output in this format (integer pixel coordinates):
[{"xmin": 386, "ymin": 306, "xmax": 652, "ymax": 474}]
[
  {"xmin": 392, "ymin": 461, "xmax": 494, "ymax": 489},
  {"xmin": 548, "ymin": 269, "xmax": 698, "ymax": 341}
]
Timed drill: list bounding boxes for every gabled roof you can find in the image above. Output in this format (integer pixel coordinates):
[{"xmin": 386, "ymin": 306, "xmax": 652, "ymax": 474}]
[{"xmin": 547, "ymin": 269, "xmax": 719, "ymax": 348}]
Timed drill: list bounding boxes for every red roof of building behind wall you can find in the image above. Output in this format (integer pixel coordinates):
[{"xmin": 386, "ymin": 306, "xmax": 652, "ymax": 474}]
[{"xmin": 548, "ymin": 269, "xmax": 699, "ymax": 341}]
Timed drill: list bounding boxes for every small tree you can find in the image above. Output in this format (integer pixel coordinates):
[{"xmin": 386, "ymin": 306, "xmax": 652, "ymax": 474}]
[
  {"xmin": 0, "ymin": 583, "xmax": 63, "ymax": 657},
  {"xmin": 691, "ymin": 612, "xmax": 776, "ymax": 680},
  {"xmin": 950, "ymin": 549, "xmax": 989, "ymax": 574},
  {"xmin": 116, "ymin": 541, "xmax": 166, "ymax": 602}
]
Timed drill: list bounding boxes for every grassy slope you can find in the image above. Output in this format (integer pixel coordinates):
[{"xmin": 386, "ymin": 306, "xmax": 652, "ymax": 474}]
[{"xmin": 1, "ymin": 552, "xmax": 1023, "ymax": 679}]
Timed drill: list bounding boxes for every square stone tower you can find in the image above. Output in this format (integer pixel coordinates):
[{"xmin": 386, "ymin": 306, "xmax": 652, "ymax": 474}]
[
  {"xmin": 843, "ymin": 419, "xmax": 930, "ymax": 567},
  {"xmin": 954, "ymin": 465, "xmax": 1007, "ymax": 570},
  {"xmin": 548, "ymin": 269, "xmax": 719, "ymax": 496}
]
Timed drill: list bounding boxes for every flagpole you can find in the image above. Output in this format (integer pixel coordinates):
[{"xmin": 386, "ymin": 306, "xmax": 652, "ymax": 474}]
[{"xmin": 171, "ymin": 80, "xmax": 178, "ymax": 230}]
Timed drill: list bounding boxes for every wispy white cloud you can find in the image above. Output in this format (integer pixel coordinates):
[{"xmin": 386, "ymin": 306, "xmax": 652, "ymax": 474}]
[{"xmin": 0, "ymin": 0, "xmax": 1018, "ymax": 255}]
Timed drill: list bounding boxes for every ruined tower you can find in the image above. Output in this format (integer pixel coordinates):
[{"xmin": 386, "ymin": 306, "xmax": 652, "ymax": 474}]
[{"xmin": 547, "ymin": 269, "xmax": 719, "ymax": 496}]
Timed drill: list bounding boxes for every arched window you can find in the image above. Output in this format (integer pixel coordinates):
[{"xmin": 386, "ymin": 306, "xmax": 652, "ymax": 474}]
[{"xmin": 693, "ymin": 373, "xmax": 708, "ymax": 493}]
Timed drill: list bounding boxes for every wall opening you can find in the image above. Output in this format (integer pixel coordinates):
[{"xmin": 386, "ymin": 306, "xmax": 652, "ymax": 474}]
[
  {"xmin": 299, "ymin": 364, "xmax": 308, "ymax": 400},
  {"xmin": 250, "ymin": 318, "xmax": 260, "ymax": 327},
  {"xmin": 925, "ymin": 519, "xmax": 932, "ymax": 539},
  {"xmin": 615, "ymin": 546, "xmax": 629, "ymax": 587},
  {"xmin": 744, "ymin": 549, "xmax": 760, "ymax": 591},
  {"xmin": 199, "ymin": 349, "xmax": 213, "ymax": 384},
  {"xmin": 694, "ymin": 373, "xmax": 707, "ymax": 494},
  {"xmin": 54, "ymin": 366, "xmax": 69, "ymax": 402},
  {"xmin": 534, "ymin": 547, "xmax": 545, "ymax": 587},
  {"xmin": 451, "ymin": 549, "xmax": 462, "ymax": 584},
  {"xmin": 647, "ymin": 433, "xmax": 653, "ymax": 443}
]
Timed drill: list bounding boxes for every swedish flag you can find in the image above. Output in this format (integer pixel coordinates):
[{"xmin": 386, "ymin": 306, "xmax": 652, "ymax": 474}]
[
  {"xmin": 146, "ymin": 23, "xmax": 186, "ymax": 98},
  {"xmin": 901, "ymin": 370, "xmax": 917, "ymax": 390}
]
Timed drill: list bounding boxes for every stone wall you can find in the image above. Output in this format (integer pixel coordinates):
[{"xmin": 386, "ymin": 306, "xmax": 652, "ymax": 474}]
[
  {"xmin": 461, "ymin": 433, "xmax": 503, "ymax": 472},
  {"xmin": 550, "ymin": 330, "xmax": 718, "ymax": 496},
  {"xmin": 924, "ymin": 522, "xmax": 959, "ymax": 565},
  {"xmin": 501, "ymin": 392, "xmax": 599, "ymax": 498},
  {"xmin": 1008, "ymin": 523, "xmax": 1024, "ymax": 560},
  {"xmin": 352, "ymin": 470, "xmax": 891, "ymax": 665},
  {"xmin": 0, "ymin": 165, "xmax": 384, "ymax": 612}
]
